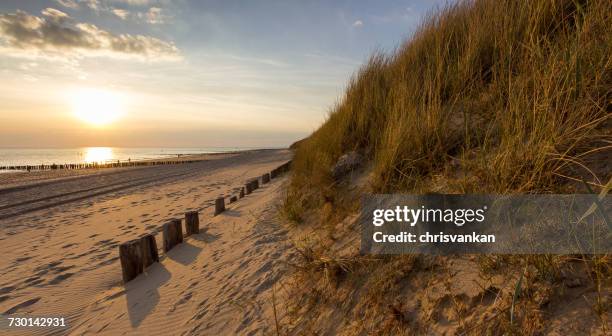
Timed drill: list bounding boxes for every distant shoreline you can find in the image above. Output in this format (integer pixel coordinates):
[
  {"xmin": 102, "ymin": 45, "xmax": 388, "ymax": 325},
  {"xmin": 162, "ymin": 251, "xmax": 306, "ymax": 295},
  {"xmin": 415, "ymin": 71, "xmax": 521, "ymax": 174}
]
[
  {"xmin": 0, "ymin": 148, "xmax": 287, "ymax": 189},
  {"xmin": 0, "ymin": 148, "xmax": 285, "ymax": 172}
]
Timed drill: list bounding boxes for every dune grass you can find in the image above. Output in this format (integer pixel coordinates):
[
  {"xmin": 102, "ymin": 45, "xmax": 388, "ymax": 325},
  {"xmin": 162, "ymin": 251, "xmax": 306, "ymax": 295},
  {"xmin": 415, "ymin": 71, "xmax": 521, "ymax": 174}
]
[
  {"xmin": 288, "ymin": 0, "xmax": 610, "ymax": 214},
  {"xmin": 282, "ymin": 0, "xmax": 610, "ymax": 333}
]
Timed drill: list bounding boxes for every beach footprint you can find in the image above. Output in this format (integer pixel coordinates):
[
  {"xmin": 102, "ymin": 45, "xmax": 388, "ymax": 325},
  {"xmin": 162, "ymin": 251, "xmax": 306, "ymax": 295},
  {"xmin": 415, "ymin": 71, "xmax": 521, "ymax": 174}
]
[{"xmin": 3, "ymin": 297, "xmax": 41, "ymax": 315}]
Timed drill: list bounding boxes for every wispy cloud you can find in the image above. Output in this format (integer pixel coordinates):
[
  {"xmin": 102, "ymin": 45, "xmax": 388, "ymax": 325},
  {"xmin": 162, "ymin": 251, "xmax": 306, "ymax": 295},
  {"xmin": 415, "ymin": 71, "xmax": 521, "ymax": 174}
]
[
  {"xmin": 52, "ymin": 0, "xmax": 170, "ymax": 25},
  {"xmin": 112, "ymin": 8, "xmax": 130, "ymax": 19},
  {"xmin": 83, "ymin": 0, "xmax": 101, "ymax": 11},
  {"xmin": 0, "ymin": 8, "xmax": 180, "ymax": 60},
  {"xmin": 138, "ymin": 7, "xmax": 169, "ymax": 25},
  {"xmin": 53, "ymin": 0, "xmax": 80, "ymax": 9},
  {"xmin": 352, "ymin": 20, "xmax": 363, "ymax": 27},
  {"xmin": 111, "ymin": 0, "xmax": 152, "ymax": 6}
]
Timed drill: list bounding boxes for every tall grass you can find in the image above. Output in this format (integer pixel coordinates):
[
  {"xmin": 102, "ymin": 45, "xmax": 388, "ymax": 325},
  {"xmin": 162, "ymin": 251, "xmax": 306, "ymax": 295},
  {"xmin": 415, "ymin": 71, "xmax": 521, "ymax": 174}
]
[{"xmin": 288, "ymin": 0, "xmax": 610, "ymax": 214}]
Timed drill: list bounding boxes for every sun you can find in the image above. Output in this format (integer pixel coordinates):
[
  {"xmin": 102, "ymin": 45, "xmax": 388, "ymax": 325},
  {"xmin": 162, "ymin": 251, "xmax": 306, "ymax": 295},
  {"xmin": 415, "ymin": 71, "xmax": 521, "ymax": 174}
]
[{"xmin": 71, "ymin": 88, "xmax": 124, "ymax": 127}]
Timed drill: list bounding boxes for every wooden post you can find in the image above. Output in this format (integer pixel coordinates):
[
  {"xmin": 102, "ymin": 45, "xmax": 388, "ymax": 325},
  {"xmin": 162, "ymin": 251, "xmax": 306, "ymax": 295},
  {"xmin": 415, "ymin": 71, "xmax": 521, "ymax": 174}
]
[
  {"xmin": 119, "ymin": 239, "xmax": 143, "ymax": 283},
  {"xmin": 163, "ymin": 219, "xmax": 183, "ymax": 252},
  {"xmin": 185, "ymin": 211, "xmax": 200, "ymax": 236},
  {"xmin": 239, "ymin": 187, "xmax": 245, "ymax": 198},
  {"xmin": 252, "ymin": 179, "xmax": 259, "ymax": 190},
  {"xmin": 175, "ymin": 218, "xmax": 184, "ymax": 244},
  {"xmin": 245, "ymin": 183, "xmax": 253, "ymax": 195},
  {"xmin": 140, "ymin": 234, "xmax": 159, "ymax": 268},
  {"xmin": 214, "ymin": 197, "xmax": 225, "ymax": 216},
  {"xmin": 262, "ymin": 173, "xmax": 270, "ymax": 184},
  {"xmin": 229, "ymin": 195, "xmax": 238, "ymax": 203}
]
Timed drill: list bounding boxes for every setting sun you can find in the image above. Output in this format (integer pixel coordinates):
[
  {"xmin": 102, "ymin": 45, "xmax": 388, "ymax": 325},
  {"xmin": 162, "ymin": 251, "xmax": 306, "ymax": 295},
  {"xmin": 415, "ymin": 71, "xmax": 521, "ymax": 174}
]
[{"xmin": 71, "ymin": 88, "xmax": 124, "ymax": 127}]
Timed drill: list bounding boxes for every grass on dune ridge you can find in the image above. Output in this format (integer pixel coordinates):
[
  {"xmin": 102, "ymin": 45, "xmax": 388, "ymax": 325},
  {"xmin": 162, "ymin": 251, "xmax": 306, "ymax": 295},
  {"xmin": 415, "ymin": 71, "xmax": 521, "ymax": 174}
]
[
  {"xmin": 287, "ymin": 0, "xmax": 610, "ymax": 218},
  {"xmin": 278, "ymin": 1, "xmax": 610, "ymax": 333}
]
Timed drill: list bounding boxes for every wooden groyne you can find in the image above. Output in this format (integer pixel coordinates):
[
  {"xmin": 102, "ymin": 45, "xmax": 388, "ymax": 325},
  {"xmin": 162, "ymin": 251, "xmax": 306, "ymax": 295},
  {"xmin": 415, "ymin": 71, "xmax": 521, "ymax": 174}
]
[
  {"xmin": 117, "ymin": 160, "xmax": 292, "ymax": 284},
  {"xmin": 0, "ymin": 159, "xmax": 205, "ymax": 172}
]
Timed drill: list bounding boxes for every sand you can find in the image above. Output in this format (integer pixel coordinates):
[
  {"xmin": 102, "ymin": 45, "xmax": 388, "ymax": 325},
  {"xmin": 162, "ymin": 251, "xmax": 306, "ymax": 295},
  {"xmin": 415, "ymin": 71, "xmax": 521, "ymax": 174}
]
[
  {"xmin": 0, "ymin": 149, "xmax": 294, "ymax": 335},
  {"xmin": 0, "ymin": 151, "xmax": 250, "ymax": 190}
]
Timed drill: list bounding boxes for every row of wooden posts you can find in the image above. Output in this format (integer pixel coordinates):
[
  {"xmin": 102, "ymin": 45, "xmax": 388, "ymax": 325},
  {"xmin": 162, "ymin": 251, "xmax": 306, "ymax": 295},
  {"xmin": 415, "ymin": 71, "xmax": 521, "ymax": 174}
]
[
  {"xmin": 0, "ymin": 159, "xmax": 205, "ymax": 172},
  {"xmin": 118, "ymin": 160, "xmax": 292, "ymax": 283}
]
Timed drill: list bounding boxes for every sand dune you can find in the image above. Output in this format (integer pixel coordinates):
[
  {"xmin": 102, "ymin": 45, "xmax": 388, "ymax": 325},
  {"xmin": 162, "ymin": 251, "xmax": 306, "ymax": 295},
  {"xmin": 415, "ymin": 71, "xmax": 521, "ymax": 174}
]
[{"xmin": 0, "ymin": 149, "xmax": 293, "ymax": 335}]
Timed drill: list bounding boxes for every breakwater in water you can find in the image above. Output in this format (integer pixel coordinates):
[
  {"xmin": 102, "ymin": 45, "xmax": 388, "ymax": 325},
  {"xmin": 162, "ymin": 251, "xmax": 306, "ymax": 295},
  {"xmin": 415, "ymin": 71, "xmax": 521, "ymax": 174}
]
[
  {"xmin": 0, "ymin": 158, "xmax": 205, "ymax": 172},
  {"xmin": 0, "ymin": 147, "xmax": 265, "ymax": 171}
]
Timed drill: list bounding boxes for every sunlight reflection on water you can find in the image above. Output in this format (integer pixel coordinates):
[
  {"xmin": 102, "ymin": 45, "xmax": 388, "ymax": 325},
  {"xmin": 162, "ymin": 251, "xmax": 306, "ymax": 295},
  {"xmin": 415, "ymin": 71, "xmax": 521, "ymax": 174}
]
[
  {"xmin": 0, "ymin": 147, "xmax": 259, "ymax": 166},
  {"xmin": 84, "ymin": 147, "xmax": 113, "ymax": 164}
]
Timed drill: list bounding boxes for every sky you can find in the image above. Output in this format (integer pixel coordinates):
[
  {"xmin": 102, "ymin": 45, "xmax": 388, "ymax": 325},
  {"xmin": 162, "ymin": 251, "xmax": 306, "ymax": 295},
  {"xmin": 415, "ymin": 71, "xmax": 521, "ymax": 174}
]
[{"xmin": 0, "ymin": 0, "xmax": 446, "ymax": 148}]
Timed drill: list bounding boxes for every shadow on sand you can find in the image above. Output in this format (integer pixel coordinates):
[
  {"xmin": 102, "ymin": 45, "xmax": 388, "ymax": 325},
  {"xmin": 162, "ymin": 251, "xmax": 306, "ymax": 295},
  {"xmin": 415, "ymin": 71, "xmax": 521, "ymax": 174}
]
[
  {"xmin": 190, "ymin": 231, "xmax": 220, "ymax": 243},
  {"xmin": 221, "ymin": 209, "xmax": 242, "ymax": 217},
  {"xmin": 125, "ymin": 263, "xmax": 171, "ymax": 328},
  {"xmin": 165, "ymin": 241, "xmax": 202, "ymax": 265}
]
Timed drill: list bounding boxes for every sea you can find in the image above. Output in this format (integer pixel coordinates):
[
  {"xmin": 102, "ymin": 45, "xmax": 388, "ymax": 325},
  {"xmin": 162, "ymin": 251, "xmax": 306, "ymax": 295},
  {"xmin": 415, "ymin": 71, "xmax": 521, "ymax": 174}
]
[{"xmin": 0, "ymin": 147, "xmax": 262, "ymax": 167}]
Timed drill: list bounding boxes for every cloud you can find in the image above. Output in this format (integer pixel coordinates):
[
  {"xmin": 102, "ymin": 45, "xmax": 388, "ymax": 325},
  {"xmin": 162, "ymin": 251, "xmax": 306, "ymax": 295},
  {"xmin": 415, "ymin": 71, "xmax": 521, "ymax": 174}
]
[
  {"xmin": 53, "ymin": 1, "xmax": 172, "ymax": 25},
  {"xmin": 110, "ymin": 0, "xmax": 152, "ymax": 5},
  {"xmin": 42, "ymin": 8, "xmax": 70, "ymax": 20},
  {"xmin": 54, "ymin": 0, "xmax": 80, "ymax": 9},
  {"xmin": 0, "ymin": 8, "xmax": 180, "ymax": 60},
  {"xmin": 83, "ymin": 0, "xmax": 101, "ymax": 11},
  {"xmin": 352, "ymin": 20, "xmax": 363, "ymax": 27},
  {"xmin": 112, "ymin": 8, "xmax": 130, "ymax": 19},
  {"xmin": 139, "ymin": 7, "xmax": 169, "ymax": 24}
]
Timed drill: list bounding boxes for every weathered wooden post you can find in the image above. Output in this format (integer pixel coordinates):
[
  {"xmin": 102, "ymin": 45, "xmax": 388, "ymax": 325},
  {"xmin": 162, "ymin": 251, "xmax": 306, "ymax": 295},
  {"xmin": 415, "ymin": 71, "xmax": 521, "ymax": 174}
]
[
  {"xmin": 185, "ymin": 211, "xmax": 200, "ymax": 236},
  {"xmin": 140, "ymin": 234, "xmax": 159, "ymax": 268},
  {"xmin": 245, "ymin": 182, "xmax": 253, "ymax": 195},
  {"xmin": 239, "ymin": 187, "xmax": 245, "ymax": 198},
  {"xmin": 119, "ymin": 239, "xmax": 143, "ymax": 283},
  {"xmin": 162, "ymin": 219, "xmax": 183, "ymax": 252},
  {"xmin": 262, "ymin": 173, "xmax": 270, "ymax": 184},
  {"xmin": 229, "ymin": 195, "xmax": 238, "ymax": 203},
  {"xmin": 214, "ymin": 197, "xmax": 225, "ymax": 216},
  {"xmin": 252, "ymin": 179, "xmax": 260, "ymax": 190}
]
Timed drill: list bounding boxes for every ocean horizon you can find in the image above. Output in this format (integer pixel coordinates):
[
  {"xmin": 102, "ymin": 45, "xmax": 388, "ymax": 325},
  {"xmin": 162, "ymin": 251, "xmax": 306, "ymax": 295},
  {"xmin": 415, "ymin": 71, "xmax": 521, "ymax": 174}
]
[{"xmin": 0, "ymin": 147, "xmax": 268, "ymax": 167}]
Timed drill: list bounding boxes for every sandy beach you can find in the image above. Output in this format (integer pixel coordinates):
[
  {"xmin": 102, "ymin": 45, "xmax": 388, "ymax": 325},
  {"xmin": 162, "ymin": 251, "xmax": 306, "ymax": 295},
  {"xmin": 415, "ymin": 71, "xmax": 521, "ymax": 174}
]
[
  {"xmin": 0, "ymin": 149, "xmax": 294, "ymax": 335},
  {"xmin": 0, "ymin": 151, "xmax": 258, "ymax": 190}
]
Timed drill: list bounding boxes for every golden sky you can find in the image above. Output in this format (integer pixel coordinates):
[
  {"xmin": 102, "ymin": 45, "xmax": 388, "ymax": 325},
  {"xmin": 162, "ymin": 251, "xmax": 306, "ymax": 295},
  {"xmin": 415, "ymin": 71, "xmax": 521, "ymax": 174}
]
[{"xmin": 0, "ymin": 0, "xmax": 439, "ymax": 148}]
